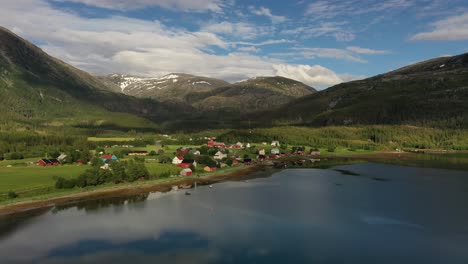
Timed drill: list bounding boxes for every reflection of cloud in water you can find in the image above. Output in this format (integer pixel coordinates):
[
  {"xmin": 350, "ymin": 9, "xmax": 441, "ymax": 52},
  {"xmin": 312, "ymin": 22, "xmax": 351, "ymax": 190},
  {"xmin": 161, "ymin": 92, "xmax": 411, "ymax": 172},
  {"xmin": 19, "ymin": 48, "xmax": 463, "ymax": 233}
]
[
  {"xmin": 361, "ymin": 215, "xmax": 424, "ymax": 229},
  {"xmin": 0, "ymin": 183, "xmax": 280, "ymax": 263}
]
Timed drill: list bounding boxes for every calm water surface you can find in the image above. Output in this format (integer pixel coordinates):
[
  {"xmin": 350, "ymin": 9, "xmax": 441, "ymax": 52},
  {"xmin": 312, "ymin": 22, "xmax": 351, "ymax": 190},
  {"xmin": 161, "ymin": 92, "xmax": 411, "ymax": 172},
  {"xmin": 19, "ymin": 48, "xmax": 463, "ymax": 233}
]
[{"xmin": 1, "ymin": 163, "xmax": 468, "ymax": 264}]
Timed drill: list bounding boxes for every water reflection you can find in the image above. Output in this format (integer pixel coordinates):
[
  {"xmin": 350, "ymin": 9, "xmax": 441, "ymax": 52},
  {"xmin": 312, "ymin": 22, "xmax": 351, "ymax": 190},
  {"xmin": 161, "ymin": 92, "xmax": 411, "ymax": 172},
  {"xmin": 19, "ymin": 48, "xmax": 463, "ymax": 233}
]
[{"xmin": 0, "ymin": 163, "xmax": 467, "ymax": 264}]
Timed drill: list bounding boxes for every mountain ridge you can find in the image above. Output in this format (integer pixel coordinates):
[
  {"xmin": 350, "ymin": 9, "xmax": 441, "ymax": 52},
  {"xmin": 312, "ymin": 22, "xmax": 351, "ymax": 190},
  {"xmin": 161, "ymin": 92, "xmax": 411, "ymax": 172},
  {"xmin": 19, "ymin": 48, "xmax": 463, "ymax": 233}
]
[{"xmin": 263, "ymin": 53, "xmax": 468, "ymax": 128}]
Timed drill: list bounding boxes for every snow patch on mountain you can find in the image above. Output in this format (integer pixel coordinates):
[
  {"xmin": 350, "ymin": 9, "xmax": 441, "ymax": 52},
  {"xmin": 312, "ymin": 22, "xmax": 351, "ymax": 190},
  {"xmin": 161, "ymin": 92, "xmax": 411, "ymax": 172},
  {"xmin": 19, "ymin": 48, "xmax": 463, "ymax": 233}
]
[{"xmin": 192, "ymin": 81, "xmax": 211, "ymax": 85}]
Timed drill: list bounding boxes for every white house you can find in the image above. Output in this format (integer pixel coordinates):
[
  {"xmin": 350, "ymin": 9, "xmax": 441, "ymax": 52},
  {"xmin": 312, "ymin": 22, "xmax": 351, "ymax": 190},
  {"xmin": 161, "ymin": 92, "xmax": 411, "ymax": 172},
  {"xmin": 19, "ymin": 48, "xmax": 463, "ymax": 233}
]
[
  {"xmin": 259, "ymin": 149, "xmax": 266, "ymax": 156},
  {"xmin": 271, "ymin": 141, "xmax": 280, "ymax": 147},
  {"xmin": 172, "ymin": 156, "xmax": 184, "ymax": 164},
  {"xmin": 57, "ymin": 153, "xmax": 67, "ymax": 162},
  {"xmin": 214, "ymin": 151, "xmax": 227, "ymax": 160},
  {"xmin": 246, "ymin": 143, "xmax": 251, "ymax": 148},
  {"xmin": 271, "ymin": 148, "xmax": 280, "ymax": 155}
]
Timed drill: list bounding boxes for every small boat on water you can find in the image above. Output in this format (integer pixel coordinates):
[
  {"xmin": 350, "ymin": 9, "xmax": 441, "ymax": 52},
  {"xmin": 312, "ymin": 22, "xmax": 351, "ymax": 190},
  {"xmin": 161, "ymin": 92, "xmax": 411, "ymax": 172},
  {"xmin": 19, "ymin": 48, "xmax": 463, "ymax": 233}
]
[
  {"xmin": 209, "ymin": 185, "xmax": 213, "ymax": 188},
  {"xmin": 185, "ymin": 191, "xmax": 191, "ymax": 195}
]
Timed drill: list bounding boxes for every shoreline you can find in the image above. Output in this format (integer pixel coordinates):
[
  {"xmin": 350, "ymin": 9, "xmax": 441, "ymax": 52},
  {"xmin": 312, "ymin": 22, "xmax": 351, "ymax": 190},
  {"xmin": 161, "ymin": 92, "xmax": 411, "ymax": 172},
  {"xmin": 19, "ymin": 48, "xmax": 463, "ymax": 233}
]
[
  {"xmin": 0, "ymin": 165, "xmax": 272, "ymax": 216},
  {"xmin": 0, "ymin": 151, "xmax": 461, "ymax": 216}
]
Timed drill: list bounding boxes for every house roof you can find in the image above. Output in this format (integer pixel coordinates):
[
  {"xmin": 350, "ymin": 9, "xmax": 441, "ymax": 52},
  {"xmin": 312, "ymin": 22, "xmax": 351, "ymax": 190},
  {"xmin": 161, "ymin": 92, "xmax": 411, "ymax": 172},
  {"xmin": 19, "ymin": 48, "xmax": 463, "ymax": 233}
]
[
  {"xmin": 101, "ymin": 154, "xmax": 115, "ymax": 159},
  {"xmin": 175, "ymin": 156, "xmax": 184, "ymax": 160}
]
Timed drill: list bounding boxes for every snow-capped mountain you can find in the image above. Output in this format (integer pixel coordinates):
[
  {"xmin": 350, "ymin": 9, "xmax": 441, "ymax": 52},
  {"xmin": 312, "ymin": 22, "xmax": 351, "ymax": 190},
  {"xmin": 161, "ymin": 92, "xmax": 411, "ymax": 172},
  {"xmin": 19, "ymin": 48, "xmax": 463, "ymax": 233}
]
[{"xmin": 98, "ymin": 73, "xmax": 229, "ymax": 102}]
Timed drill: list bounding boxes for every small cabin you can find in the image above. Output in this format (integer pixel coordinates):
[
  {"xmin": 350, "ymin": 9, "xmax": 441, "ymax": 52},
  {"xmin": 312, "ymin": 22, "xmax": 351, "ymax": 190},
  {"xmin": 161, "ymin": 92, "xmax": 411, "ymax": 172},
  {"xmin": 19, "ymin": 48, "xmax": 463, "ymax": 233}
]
[
  {"xmin": 204, "ymin": 166, "xmax": 217, "ymax": 172},
  {"xmin": 180, "ymin": 168, "xmax": 193, "ymax": 176},
  {"xmin": 172, "ymin": 156, "xmax": 184, "ymax": 165},
  {"xmin": 101, "ymin": 154, "xmax": 117, "ymax": 163},
  {"xmin": 38, "ymin": 158, "xmax": 60, "ymax": 167},
  {"xmin": 214, "ymin": 151, "xmax": 227, "ymax": 160}
]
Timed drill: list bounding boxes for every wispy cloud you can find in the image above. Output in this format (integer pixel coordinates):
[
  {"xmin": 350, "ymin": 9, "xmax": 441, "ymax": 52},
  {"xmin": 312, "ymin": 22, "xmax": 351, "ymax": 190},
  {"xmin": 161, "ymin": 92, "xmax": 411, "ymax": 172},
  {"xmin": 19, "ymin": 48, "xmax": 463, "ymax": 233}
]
[
  {"xmin": 291, "ymin": 47, "xmax": 368, "ymax": 63},
  {"xmin": 52, "ymin": 0, "xmax": 225, "ymax": 12},
  {"xmin": 249, "ymin": 6, "xmax": 287, "ymax": 23},
  {"xmin": 346, "ymin": 46, "xmax": 390, "ymax": 54},
  {"xmin": 411, "ymin": 12, "xmax": 468, "ymax": 41},
  {"xmin": 281, "ymin": 22, "xmax": 355, "ymax": 42},
  {"xmin": 201, "ymin": 21, "xmax": 274, "ymax": 40}
]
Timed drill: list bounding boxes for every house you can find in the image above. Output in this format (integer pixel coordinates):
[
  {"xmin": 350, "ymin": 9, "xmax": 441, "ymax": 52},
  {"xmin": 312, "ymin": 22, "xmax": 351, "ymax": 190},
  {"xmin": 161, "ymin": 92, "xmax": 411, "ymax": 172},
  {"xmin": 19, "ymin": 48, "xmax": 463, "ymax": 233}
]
[
  {"xmin": 204, "ymin": 166, "xmax": 217, "ymax": 172},
  {"xmin": 214, "ymin": 151, "xmax": 227, "ymax": 160},
  {"xmin": 177, "ymin": 159, "xmax": 197, "ymax": 168},
  {"xmin": 215, "ymin": 142, "xmax": 226, "ymax": 148},
  {"xmin": 38, "ymin": 159, "xmax": 59, "ymax": 167},
  {"xmin": 176, "ymin": 147, "xmax": 190, "ymax": 155},
  {"xmin": 57, "ymin": 153, "xmax": 67, "ymax": 163},
  {"xmin": 128, "ymin": 151, "xmax": 149, "ymax": 156},
  {"xmin": 180, "ymin": 168, "xmax": 193, "ymax": 176},
  {"xmin": 243, "ymin": 158, "xmax": 252, "ymax": 165},
  {"xmin": 207, "ymin": 141, "xmax": 215, "ymax": 147},
  {"xmin": 246, "ymin": 143, "xmax": 251, "ymax": 148},
  {"xmin": 101, "ymin": 154, "xmax": 117, "ymax": 163},
  {"xmin": 271, "ymin": 141, "xmax": 280, "ymax": 147},
  {"xmin": 258, "ymin": 149, "xmax": 266, "ymax": 156},
  {"xmin": 100, "ymin": 163, "xmax": 110, "ymax": 170},
  {"xmin": 172, "ymin": 156, "xmax": 184, "ymax": 165},
  {"xmin": 235, "ymin": 142, "xmax": 243, "ymax": 148},
  {"xmin": 192, "ymin": 150, "xmax": 201, "ymax": 155},
  {"xmin": 310, "ymin": 150, "xmax": 321, "ymax": 155},
  {"xmin": 271, "ymin": 148, "xmax": 280, "ymax": 155}
]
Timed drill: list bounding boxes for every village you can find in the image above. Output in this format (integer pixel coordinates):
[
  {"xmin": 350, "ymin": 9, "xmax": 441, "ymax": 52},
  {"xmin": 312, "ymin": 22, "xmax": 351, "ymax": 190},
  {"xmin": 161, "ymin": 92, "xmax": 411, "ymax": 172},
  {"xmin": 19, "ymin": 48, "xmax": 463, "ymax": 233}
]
[
  {"xmin": 1, "ymin": 132, "xmax": 359, "ymax": 202},
  {"xmin": 35, "ymin": 137, "xmax": 323, "ymax": 178}
]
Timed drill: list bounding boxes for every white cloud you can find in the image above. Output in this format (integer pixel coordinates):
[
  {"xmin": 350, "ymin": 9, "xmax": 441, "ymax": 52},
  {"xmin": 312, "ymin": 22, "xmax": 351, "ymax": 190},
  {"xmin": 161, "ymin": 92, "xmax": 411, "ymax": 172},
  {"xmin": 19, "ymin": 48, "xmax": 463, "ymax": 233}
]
[
  {"xmin": 305, "ymin": 0, "xmax": 414, "ymax": 19},
  {"xmin": 0, "ymin": 0, "xmax": 361, "ymax": 88},
  {"xmin": 249, "ymin": 6, "xmax": 287, "ymax": 23},
  {"xmin": 291, "ymin": 47, "xmax": 368, "ymax": 63},
  {"xmin": 411, "ymin": 12, "xmax": 468, "ymax": 41},
  {"xmin": 346, "ymin": 46, "xmax": 390, "ymax": 54},
  {"xmin": 273, "ymin": 64, "xmax": 364, "ymax": 87},
  {"xmin": 281, "ymin": 22, "xmax": 355, "ymax": 42},
  {"xmin": 237, "ymin": 46, "xmax": 261, "ymax": 53},
  {"xmin": 53, "ymin": 0, "xmax": 224, "ymax": 12},
  {"xmin": 201, "ymin": 21, "xmax": 274, "ymax": 40}
]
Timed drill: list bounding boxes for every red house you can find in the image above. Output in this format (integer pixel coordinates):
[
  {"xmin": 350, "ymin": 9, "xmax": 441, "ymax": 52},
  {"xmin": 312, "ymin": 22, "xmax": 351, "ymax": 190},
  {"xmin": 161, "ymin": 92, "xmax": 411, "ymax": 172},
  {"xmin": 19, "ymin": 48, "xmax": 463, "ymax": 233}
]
[
  {"xmin": 177, "ymin": 159, "xmax": 196, "ymax": 168},
  {"xmin": 176, "ymin": 148, "xmax": 190, "ymax": 155},
  {"xmin": 38, "ymin": 158, "xmax": 60, "ymax": 167}
]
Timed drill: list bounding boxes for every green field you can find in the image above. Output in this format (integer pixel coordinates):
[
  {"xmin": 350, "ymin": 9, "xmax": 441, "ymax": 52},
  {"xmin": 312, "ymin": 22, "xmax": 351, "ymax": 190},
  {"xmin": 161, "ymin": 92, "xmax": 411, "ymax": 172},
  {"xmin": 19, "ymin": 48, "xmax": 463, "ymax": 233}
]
[
  {"xmin": 0, "ymin": 165, "xmax": 87, "ymax": 198},
  {"xmin": 88, "ymin": 137, "xmax": 136, "ymax": 142}
]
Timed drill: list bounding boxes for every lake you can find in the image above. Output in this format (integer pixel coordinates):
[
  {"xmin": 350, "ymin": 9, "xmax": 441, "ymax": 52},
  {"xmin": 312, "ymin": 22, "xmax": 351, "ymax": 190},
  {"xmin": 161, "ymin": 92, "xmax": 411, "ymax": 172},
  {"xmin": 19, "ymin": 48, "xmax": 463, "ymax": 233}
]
[{"xmin": 1, "ymin": 162, "xmax": 468, "ymax": 263}]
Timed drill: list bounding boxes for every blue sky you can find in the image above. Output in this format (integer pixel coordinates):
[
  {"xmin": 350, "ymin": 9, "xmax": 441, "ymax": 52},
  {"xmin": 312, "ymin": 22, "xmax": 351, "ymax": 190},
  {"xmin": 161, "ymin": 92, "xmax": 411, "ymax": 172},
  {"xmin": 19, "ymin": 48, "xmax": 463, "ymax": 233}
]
[{"xmin": 1, "ymin": 0, "xmax": 468, "ymax": 88}]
